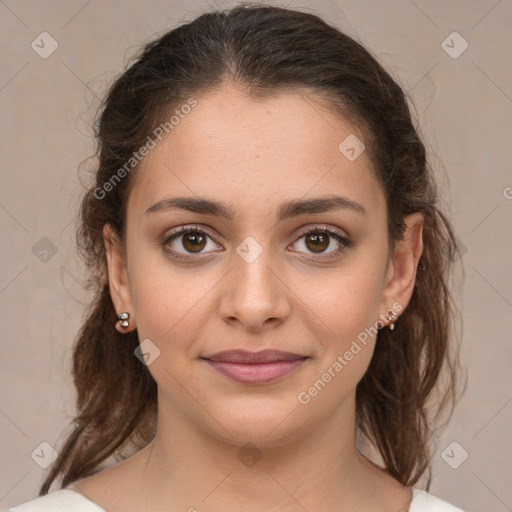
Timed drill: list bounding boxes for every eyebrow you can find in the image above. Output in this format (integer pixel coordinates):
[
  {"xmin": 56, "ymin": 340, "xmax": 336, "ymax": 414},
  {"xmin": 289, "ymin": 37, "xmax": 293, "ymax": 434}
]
[{"xmin": 144, "ymin": 194, "xmax": 366, "ymax": 221}]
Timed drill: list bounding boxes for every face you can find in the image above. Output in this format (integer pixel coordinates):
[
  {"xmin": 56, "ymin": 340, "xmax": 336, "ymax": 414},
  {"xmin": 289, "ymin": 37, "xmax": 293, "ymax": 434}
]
[{"xmin": 104, "ymin": 84, "xmax": 423, "ymax": 447}]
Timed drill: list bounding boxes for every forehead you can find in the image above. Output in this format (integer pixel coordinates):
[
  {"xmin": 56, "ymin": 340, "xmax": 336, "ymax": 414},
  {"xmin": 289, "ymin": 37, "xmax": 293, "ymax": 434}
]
[{"xmin": 127, "ymin": 84, "xmax": 385, "ymax": 222}]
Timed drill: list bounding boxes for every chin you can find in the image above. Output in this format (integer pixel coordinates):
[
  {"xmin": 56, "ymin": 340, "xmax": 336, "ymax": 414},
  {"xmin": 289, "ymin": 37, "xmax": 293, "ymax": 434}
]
[{"xmin": 202, "ymin": 399, "xmax": 312, "ymax": 448}]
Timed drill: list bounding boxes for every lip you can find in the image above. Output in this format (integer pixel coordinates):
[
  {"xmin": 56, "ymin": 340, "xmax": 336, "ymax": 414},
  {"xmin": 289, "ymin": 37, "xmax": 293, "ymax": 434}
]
[
  {"xmin": 204, "ymin": 349, "xmax": 306, "ymax": 363},
  {"xmin": 201, "ymin": 349, "xmax": 308, "ymax": 384}
]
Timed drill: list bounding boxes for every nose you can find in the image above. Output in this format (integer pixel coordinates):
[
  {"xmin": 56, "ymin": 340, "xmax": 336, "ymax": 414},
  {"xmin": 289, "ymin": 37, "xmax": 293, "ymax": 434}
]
[{"xmin": 218, "ymin": 239, "xmax": 291, "ymax": 332}]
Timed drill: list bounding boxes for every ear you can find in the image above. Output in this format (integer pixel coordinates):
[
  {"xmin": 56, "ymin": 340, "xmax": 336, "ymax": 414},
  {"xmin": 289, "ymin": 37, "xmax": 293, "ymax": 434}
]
[
  {"xmin": 379, "ymin": 212, "xmax": 424, "ymax": 322},
  {"xmin": 103, "ymin": 223, "xmax": 136, "ymax": 333}
]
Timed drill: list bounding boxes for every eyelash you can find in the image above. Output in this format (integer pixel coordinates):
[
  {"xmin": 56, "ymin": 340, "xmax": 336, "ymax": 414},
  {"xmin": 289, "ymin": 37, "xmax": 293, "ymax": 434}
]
[{"xmin": 162, "ymin": 224, "xmax": 351, "ymax": 262}]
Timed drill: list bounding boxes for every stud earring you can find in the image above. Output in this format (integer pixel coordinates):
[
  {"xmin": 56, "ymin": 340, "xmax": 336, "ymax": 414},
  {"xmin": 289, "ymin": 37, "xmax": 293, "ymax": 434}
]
[
  {"xmin": 386, "ymin": 311, "xmax": 399, "ymax": 330},
  {"xmin": 117, "ymin": 312, "xmax": 130, "ymax": 329}
]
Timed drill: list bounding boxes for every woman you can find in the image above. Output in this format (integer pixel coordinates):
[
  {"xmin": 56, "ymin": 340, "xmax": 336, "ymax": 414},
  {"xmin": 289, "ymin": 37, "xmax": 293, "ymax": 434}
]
[{"xmin": 7, "ymin": 3, "xmax": 466, "ymax": 511}]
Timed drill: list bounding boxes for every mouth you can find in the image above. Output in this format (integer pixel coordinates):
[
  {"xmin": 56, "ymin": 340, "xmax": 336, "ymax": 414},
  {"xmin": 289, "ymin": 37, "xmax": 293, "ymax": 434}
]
[{"xmin": 200, "ymin": 349, "xmax": 309, "ymax": 384}]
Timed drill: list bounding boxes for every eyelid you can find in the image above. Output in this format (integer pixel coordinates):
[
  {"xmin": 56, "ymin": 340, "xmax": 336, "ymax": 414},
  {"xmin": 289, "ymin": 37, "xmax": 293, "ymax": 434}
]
[
  {"xmin": 162, "ymin": 223, "xmax": 217, "ymax": 242},
  {"xmin": 293, "ymin": 223, "xmax": 348, "ymax": 240}
]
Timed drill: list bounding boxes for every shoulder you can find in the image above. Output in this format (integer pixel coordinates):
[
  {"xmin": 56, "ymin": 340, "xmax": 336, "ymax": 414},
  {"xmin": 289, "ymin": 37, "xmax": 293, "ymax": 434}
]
[
  {"xmin": 3, "ymin": 489, "xmax": 106, "ymax": 512},
  {"xmin": 410, "ymin": 488, "xmax": 465, "ymax": 512}
]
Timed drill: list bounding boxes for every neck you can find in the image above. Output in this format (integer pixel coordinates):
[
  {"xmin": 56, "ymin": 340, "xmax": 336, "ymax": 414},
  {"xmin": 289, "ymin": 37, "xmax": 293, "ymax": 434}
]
[{"xmin": 137, "ymin": 392, "xmax": 409, "ymax": 512}]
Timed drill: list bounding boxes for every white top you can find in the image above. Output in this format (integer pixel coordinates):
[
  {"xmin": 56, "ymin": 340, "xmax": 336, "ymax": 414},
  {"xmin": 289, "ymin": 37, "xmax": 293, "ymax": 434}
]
[{"xmin": 4, "ymin": 487, "xmax": 465, "ymax": 511}]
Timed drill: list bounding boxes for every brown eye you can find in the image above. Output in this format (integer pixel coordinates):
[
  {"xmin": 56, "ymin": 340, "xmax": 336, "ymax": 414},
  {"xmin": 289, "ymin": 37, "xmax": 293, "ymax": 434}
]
[
  {"xmin": 290, "ymin": 227, "xmax": 350, "ymax": 259},
  {"xmin": 304, "ymin": 232, "xmax": 330, "ymax": 253},
  {"xmin": 181, "ymin": 231, "xmax": 207, "ymax": 253},
  {"xmin": 163, "ymin": 226, "xmax": 221, "ymax": 260}
]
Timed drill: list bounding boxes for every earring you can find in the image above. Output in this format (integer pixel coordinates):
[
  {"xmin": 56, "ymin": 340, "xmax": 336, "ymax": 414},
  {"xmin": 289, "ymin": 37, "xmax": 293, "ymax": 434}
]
[
  {"xmin": 117, "ymin": 312, "xmax": 130, "ymax": 329},
  {"xmin": 386, "ymin": 311, "xmax": 399, "ymax": 330}
]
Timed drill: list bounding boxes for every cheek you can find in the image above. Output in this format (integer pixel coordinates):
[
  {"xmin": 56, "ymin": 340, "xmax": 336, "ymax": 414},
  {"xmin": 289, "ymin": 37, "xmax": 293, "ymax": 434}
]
[
  {"xmin": 292, "ymin": 255, "xmax": 385, "ymax": 380},
  {"xmin": 292, "ymin": 262, "xmax": 385, "ymax": 413},
  {"xmin": 308, "ymin": 261, "xmax": 384, "ymax": 331},
  {"xmin": 128, "ymin": 250, "xmax": 217, "ymax": 349},
  {"xmin": 314, "ymin": 268, "xmax": 384, "ymax": 391}
]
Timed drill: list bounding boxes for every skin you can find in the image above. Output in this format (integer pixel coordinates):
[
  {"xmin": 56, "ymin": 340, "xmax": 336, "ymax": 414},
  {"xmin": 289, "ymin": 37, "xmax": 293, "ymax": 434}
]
[{"xmin": 69, "ymin": 83, "xmax": 423, "ymax": 512}]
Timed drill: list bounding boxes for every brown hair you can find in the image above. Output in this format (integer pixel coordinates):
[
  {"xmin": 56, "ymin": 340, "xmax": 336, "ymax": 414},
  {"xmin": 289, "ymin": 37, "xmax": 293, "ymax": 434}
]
[{"xmin": 40, "ymin": 2, "xmax": 466, "ymax": 495}]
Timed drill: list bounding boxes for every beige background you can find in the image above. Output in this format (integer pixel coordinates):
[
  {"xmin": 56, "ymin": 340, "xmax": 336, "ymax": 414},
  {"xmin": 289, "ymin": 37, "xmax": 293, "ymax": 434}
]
[{"xmin": 1, "ymin": 1, "xmax": 511, "ymax": 511}]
